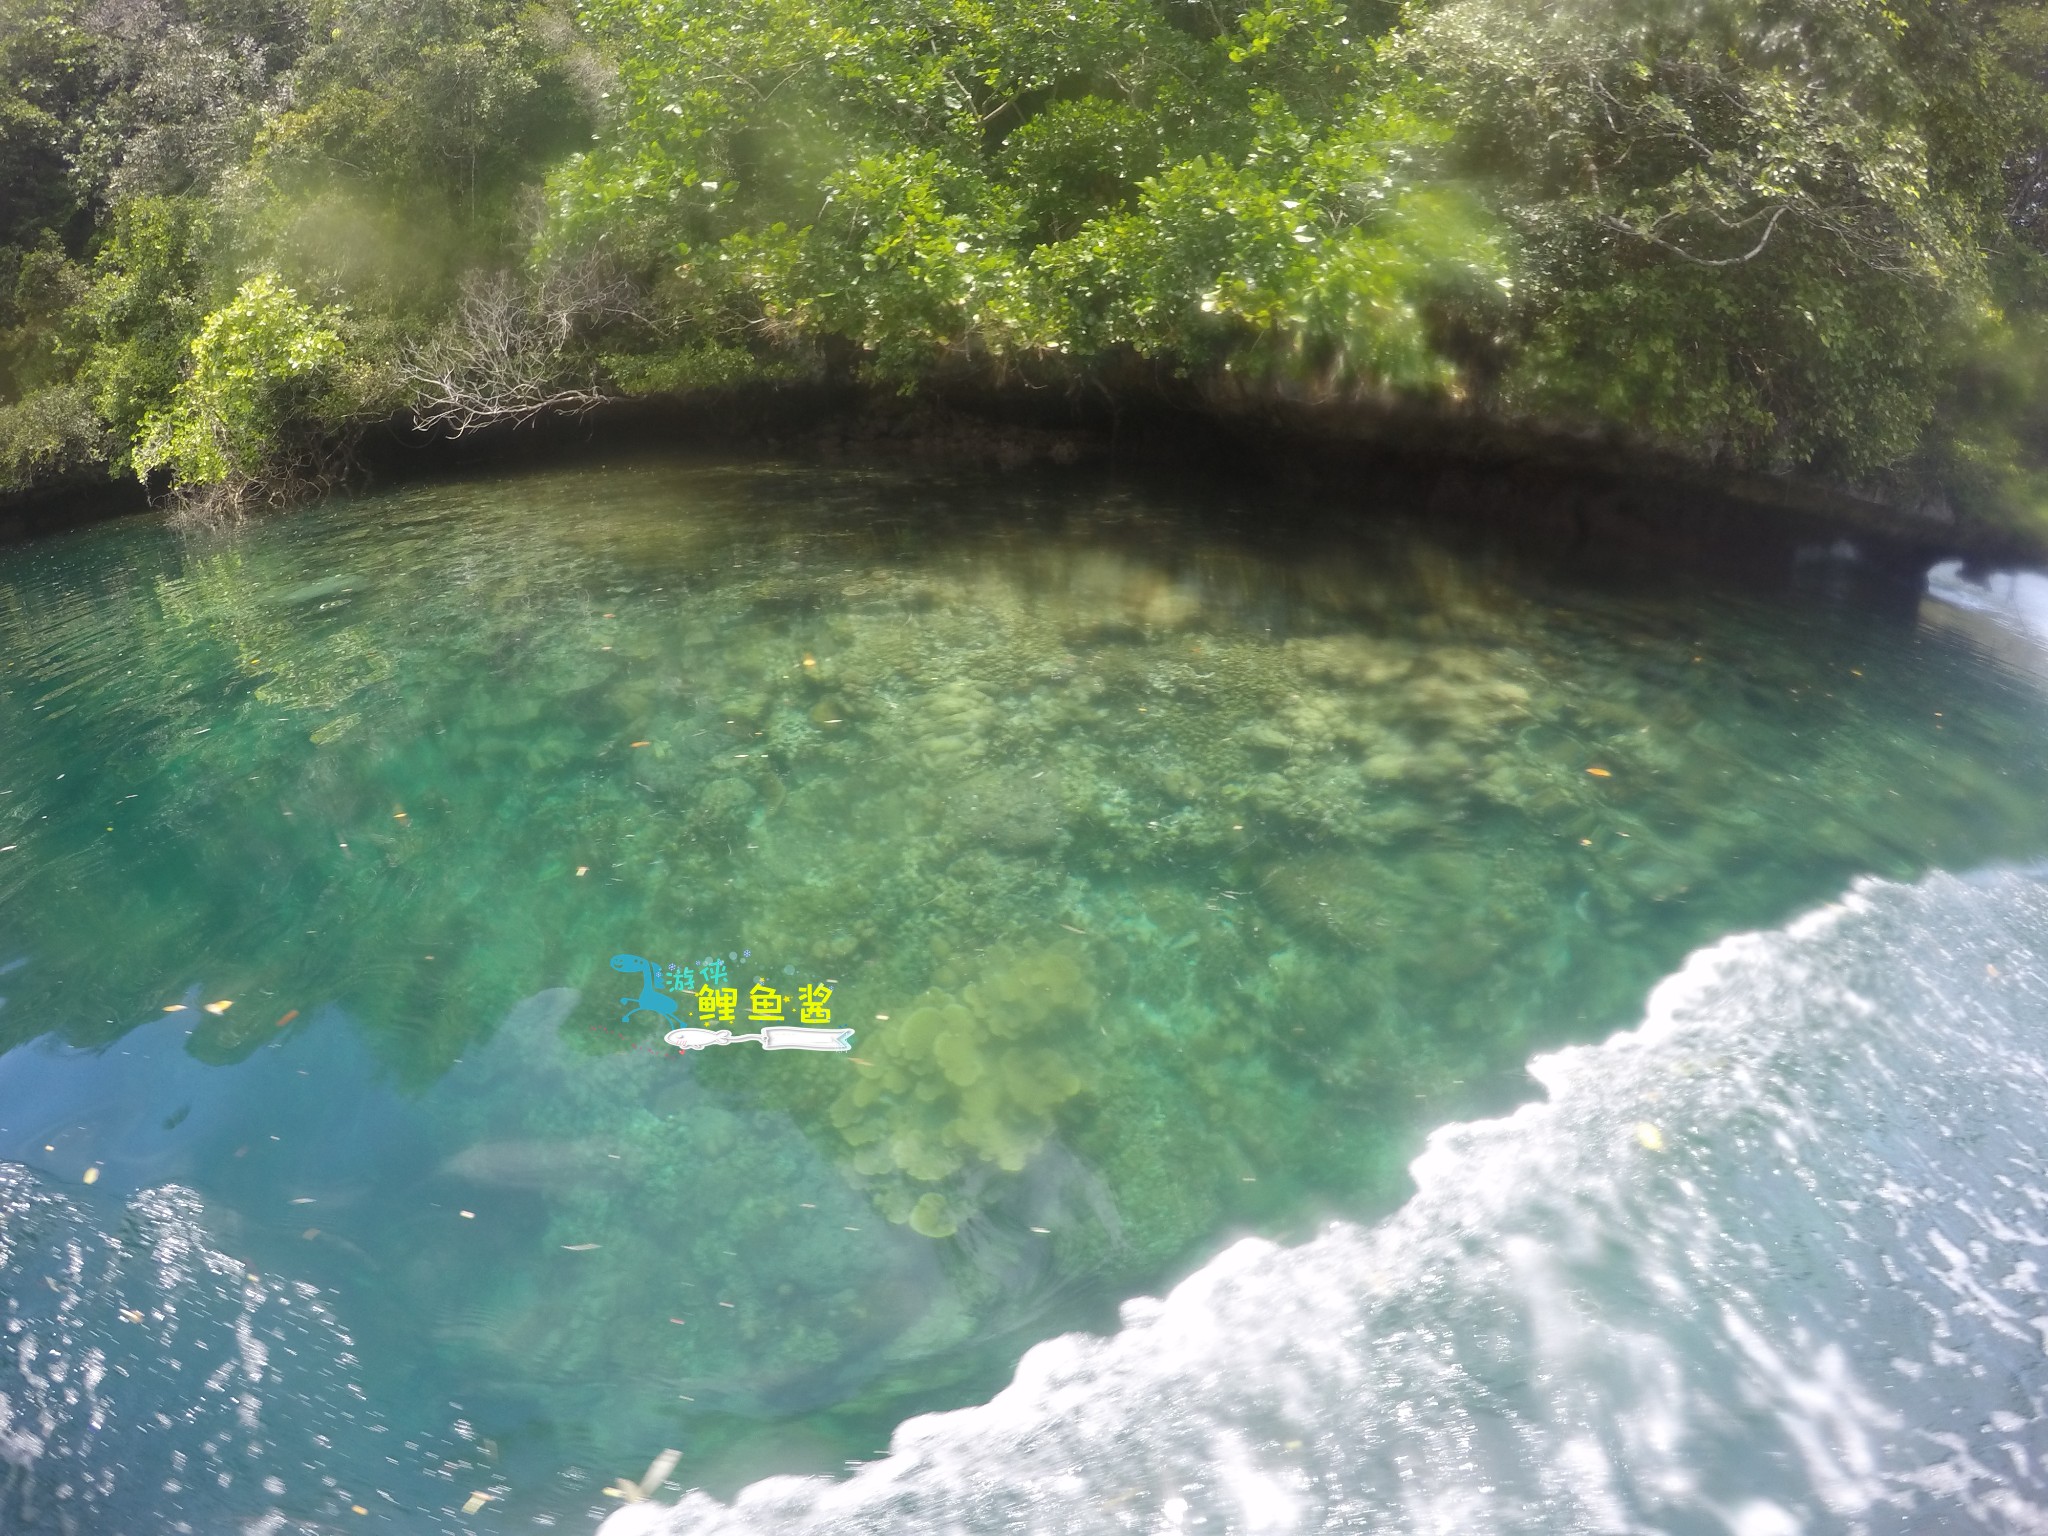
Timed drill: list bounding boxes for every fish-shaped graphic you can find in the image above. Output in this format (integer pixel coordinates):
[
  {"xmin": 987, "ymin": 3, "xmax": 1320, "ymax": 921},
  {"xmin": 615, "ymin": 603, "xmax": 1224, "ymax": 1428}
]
[{"xmin": 665, "ymin": 1026, "xmax": 854, "ymax": 1053}]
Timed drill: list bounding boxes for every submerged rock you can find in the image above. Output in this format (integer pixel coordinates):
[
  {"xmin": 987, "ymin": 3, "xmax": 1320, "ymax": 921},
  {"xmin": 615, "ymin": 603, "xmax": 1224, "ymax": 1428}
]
[
  {"xmin": 944, "ymin": 769, "xmax": 1063, "ymax": 853},
  {"xmin": 689, "ymin": 777, "xmax": 757, "ymax": 840}
]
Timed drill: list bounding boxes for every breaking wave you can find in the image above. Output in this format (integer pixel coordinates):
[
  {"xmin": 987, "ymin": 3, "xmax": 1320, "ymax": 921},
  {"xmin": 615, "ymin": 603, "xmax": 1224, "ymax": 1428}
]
[{"xmin": 610, "ymin": 868, "xmax": 2048, "ymax": 1536}]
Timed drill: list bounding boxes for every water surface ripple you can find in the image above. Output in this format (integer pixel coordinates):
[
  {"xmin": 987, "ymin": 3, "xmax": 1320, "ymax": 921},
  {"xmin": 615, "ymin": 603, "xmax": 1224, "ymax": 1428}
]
[
  {"xmin": 0, "ymin": 459, "xmax": 2043, "ymax": 1530},
  {"xmin": 620, "ymin": 868, "xmax": 2048, "ymax": 1536}
]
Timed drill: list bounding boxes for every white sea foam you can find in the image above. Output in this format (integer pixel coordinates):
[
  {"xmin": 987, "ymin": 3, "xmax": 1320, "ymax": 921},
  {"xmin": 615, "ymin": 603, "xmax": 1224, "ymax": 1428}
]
[
  {"xmin": 1927, "ymin": 561, "xmax": 2048, "ymax": 652},
  {"xmin": 10, "ymin": 873, "xmax": 2048, "ymax": 1534},
  {"xmin": 609, "ymin": 869, "xmax": 2048, "ymax": 1536},
  {"xmin": 0, "ymin": 1174, "xmax": 482, "ymax": 1533}
]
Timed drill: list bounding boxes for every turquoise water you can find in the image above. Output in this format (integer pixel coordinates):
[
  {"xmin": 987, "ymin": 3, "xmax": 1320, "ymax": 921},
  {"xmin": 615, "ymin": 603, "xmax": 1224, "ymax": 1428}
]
[
  {"xmin": 2, "ymin": 457, "xmax": 2047, "ymax": 1531},
  {"xmin": 610, "ymin": 866, "xmax": 2048, "ymax": 1536}
]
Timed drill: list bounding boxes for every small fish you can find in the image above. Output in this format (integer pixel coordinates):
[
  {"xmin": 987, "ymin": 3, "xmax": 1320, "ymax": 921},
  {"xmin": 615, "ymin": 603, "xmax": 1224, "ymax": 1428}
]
[
  {"xmin": 498, "ymin": 987, "xmax": 580, "ymax": 1037},
  {"xmin": 441, "ymin": 1137, "xmax": 625, "ymax": 1190},
  {"xmin": 299, "ymin": 1228, "xmax": 381, "ymax": 1271},
  {"xmin": 280, "ymin": 574, "xmax": 359, "ymax": 606}
]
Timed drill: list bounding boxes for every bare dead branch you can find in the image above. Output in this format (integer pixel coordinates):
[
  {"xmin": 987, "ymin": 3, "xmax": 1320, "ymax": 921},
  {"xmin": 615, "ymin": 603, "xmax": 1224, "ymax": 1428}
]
[
  {"xmin": 404, "ymin": 261, "xmax": 645, "ymax": 437},
  {"xmin": 1598, "ymin": 202, "xmax": 1790, "ymax": 266}
]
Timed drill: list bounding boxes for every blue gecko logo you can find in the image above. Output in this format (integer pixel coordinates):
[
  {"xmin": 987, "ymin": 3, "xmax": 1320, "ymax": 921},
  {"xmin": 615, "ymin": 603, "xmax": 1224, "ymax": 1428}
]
[
  {"xmin": 611, "ymin": 949, "xmax": 746, "ymax": 1025},
  {"xmin": 611, "ymin": 954, "xmax": 680, "ymax": 1024}
]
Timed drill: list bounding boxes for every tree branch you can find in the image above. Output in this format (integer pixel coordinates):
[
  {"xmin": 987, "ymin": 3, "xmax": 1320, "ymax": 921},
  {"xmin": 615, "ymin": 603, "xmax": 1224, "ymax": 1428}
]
[
  {"xmin": 1600, "ymin": 201, "xmax": 1789, "ymax": 266},
  {"xmin": 404, "ymin": 263, "xmax": 641, "ymax": 437}
]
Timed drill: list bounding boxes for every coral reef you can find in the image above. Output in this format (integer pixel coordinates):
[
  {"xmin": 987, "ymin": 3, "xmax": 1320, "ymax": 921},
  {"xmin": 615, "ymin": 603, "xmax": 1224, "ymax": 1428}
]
[
  {"xmin": 830, "ymin": 944, "xmax": 1095, "ymax": 1237},
  {"xmin": 19, "ymin": 458, "xmax": 2048, "ymax": 1481}
]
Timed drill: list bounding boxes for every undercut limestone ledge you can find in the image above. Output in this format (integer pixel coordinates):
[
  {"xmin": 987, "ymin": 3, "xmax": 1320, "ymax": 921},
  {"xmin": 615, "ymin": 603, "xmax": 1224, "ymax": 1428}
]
[{"xmin": 9, "ymin": 379, "xmax": 2035, "ymax": 584}]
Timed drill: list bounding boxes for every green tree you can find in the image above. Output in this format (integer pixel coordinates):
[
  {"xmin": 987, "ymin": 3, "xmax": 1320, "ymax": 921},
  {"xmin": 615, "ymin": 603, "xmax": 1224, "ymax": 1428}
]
[
  {"xmin": 1, "ymin": 0, "xmax": 2046, "ymax": 530},
  {"xmin": 1405, "ymin": 0, "xmax": 2040, "ymax": 478},
  {"xmin": 74, "ymin": 195, "xmax": 219, "ymax": 468},
  {"xmin": 131, "ymin": 270, "xmax": 344, "ymax": 499},
  {"xmin": 0, "ymin": 0, "xmax": 111, "ymax": 249},
  {"xmin": 248, "ymin": 0, "xmax": 594, "ymax": 301},
  {"xmin": 550, "ymin": 0, "xmax": 1498, "ymax": 388}
]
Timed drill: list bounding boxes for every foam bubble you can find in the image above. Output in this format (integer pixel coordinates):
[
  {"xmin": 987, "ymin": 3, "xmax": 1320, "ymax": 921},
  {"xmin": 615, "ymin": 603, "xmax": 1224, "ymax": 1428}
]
[
  {"xmin": 610, "ymin": 869, "xmax": 2048, "ymax": 1535},
  {"xmin": 0, "ymin": 1172, "xmax": 478, "ymax": 1532}
]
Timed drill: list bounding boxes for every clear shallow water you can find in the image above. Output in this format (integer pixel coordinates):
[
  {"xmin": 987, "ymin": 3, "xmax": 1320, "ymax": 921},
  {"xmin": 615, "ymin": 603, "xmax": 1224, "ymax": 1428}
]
[
  {"xmin": 1, "ymin": 457, "xmax": 2046, "ymax": 1531},
  {"xmin": 616, "ymin": 866, "xmax": 2048, "ymax": 1536}
]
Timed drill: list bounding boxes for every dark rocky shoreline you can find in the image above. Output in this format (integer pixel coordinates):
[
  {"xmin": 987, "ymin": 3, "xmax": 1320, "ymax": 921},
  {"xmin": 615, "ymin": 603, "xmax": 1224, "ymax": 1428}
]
[{"xmin": 1, "ymin": 384, "xmax": 2030, "ymax": 599}]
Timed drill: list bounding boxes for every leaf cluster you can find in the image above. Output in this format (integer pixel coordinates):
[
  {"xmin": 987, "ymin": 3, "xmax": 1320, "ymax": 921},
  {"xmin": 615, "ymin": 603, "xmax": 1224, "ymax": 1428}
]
[
  {"xmin": 1, "ymin": 0, "xmax": 2047, "ymax": 527},
  {"xmin": 551, "ymin": 0, "xmax": 1499, "ymax": 388},
  {"xmin": 131, "ymin": 269, "xmax": 344, "ymax": 496}
]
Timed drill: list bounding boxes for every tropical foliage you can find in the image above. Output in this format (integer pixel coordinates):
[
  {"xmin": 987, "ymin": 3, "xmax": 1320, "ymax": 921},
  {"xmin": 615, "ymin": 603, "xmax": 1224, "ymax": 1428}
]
[{"xmin": 1, "ymin": 0, "xmax": 2044, "ymax": 523}]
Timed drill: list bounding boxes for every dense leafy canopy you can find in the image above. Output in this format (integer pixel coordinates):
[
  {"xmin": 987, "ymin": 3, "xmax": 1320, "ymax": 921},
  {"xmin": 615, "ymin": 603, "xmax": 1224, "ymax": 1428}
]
[
  {"xmin": 130, "ymin": 269, "xmax": 344, "ymax": 494},
  {"xmin": 549, "ymin": 0, "xmax": 1502, "ymax": 390},
  {"xmin": 0, "ymin": 0, "xmax": 2044, "ymax": 524}
]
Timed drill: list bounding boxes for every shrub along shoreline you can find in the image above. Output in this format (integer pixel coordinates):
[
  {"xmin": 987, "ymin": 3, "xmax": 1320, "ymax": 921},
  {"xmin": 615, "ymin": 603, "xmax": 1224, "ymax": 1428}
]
[{"xmin": 3, "ymin": 0, "xmax": 2045, "ymax": 545}]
